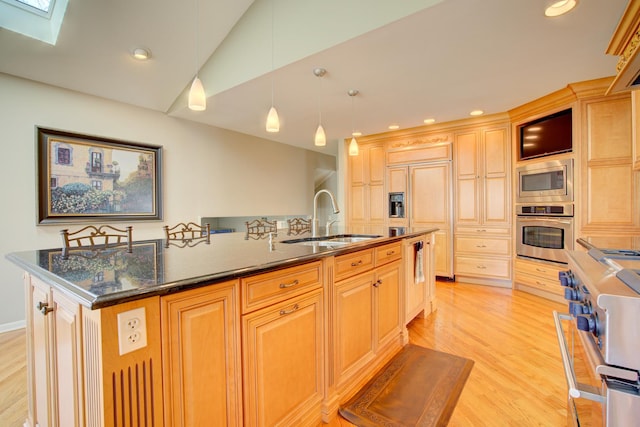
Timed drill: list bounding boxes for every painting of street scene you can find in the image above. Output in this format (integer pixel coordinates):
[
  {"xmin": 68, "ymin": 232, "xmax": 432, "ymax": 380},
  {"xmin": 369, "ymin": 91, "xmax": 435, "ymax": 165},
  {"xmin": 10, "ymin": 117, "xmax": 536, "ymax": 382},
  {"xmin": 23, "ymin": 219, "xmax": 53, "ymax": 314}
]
[{"xmin": 38, "ymin": 128, "xmax": 162, "ymax": 223}]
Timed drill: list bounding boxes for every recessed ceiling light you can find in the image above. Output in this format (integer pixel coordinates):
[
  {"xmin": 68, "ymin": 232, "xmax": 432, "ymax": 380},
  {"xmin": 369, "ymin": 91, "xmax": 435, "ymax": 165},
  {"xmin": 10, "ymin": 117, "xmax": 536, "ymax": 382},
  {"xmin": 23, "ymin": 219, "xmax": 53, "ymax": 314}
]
[
  {"xmin": 388, "ymin": 124, "xmax": 400, "ymax": 130},
  {"xmin": 132, "ymin": 48, "xmax": 151, "ymax": 60},
  {"xmin": 423, "ymin": 118, "xmax": 436, "ymax": 125},
  {"xmin": 352, "ymin": 131, "xmax": 362, "ymax": 137},
  {"xmin": 544, "ymin": 0, "xmax": 578, "ymax": 17},
  {"xmin": 470, "ymin": 110, "xmax": 484, "ymax": 116}
]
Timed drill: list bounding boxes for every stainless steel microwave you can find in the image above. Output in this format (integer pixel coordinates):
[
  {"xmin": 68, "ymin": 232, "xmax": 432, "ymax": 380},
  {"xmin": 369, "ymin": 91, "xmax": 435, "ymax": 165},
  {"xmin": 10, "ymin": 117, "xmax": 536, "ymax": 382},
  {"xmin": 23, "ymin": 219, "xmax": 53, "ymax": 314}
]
[{"xmin": 516, "ymin": 159, "xmax": 573, "ymax": 203}]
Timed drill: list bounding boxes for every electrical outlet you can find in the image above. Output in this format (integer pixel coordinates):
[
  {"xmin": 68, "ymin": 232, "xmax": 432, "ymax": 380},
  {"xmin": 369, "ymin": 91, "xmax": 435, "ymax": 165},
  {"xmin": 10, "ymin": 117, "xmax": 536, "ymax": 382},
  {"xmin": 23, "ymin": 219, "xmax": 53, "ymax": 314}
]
[{"xmin": 117, "ymin": 307, "xmax": 147, "ymax": 355}]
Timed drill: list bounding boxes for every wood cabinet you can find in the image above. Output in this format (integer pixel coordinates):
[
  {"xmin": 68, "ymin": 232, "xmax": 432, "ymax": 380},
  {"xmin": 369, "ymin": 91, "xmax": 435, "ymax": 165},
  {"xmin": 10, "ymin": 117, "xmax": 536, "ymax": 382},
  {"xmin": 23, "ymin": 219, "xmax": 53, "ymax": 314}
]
[
  {"xmin": 241, "ymin": 263, "xmax": 324, "ymax": 427},
  {"xmin": 161, "ymin": 280, "xmax": 242, "ymax": 426},
  {"xmin": 580, "ymin": 94, "xmax": 640, "ymax": 233},
  {"xmin": 454, "ymin": 122, "xmax": 512, "ymax": 285},
  {"xmin": 403, "ymin": 233, "xmax": 434, "ymax": 325},
  {"xmin": 348, "ymin": 143, "xmax": 385, "ymax": 224},
  {"xmin": 514, "ymin": 258, "xmax": 565, "ymax": 302},
  {"xmin": 25, "ymin": 274, "xmax": 83, "ymax": 427},
  {"xmin": 386, "ymin": 157, "xmax": 453, "ymax": 279},
  {"xmin": 331, "ymin": 245, "xmax": 403, "ymax": 402}
]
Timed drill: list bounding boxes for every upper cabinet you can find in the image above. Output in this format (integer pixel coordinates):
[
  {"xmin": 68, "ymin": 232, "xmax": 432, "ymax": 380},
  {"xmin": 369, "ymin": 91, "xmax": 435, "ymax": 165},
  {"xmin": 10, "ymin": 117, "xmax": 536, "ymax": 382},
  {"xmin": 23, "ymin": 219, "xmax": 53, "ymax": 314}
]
[
  {"xmin": 454, "ymin": 123, "xmax": 511, "ymax": 227},
  {"xmin": 580, "ymin": 93, "xmax": 639, "ymax": 232},
  {"xmin": 347, "ymin": 143, "xmax": 385, "ymax": 224},
  {"xmin": 606, "ymin": 0, "xmax": 640, "ymax": 94}
]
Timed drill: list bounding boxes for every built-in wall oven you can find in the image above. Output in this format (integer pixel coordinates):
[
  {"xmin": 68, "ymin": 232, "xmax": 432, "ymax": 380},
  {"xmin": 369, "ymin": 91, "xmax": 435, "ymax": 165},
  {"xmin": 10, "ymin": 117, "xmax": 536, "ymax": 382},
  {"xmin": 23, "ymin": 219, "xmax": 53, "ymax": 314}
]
[{"xmin": 516, "ymin": 203, "xmax": 574, "ymax": 264}]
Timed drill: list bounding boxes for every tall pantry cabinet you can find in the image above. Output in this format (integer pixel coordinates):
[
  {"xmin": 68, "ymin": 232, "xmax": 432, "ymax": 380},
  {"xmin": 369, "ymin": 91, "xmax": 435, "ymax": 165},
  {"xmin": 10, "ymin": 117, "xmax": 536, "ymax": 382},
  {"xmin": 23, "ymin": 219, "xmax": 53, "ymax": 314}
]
[{"xmin": 453, "ymin": 120, "xmax": 512, "ymax": 286}]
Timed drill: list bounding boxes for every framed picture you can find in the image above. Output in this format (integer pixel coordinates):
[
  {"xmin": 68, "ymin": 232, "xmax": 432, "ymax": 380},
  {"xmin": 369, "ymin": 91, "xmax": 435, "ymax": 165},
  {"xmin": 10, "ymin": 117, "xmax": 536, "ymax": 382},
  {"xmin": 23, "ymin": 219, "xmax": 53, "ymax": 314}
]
[{"xmin": 37, "ymin": 127, "xmax": 163, "ymax": 224}]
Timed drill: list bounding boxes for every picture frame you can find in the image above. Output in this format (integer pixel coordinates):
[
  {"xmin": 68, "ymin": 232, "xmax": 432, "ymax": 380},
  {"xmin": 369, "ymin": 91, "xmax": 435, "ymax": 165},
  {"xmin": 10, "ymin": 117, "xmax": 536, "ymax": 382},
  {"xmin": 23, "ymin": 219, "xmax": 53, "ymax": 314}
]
[{"xmin": 37, "ymin": 127, "xmax": 163, "ymax": 224}]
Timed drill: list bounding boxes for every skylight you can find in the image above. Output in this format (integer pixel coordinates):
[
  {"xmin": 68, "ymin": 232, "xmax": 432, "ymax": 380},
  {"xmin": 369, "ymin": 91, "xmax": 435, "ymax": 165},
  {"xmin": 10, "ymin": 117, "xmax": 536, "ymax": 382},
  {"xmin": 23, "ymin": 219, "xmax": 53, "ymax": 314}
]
[
  {"xmin": 0, "ymin": 0, "xmax": 67, "ymax": 45},
  {"xmin": 16, "ymin": 0, "xmax": 52, "ymax": 14}
]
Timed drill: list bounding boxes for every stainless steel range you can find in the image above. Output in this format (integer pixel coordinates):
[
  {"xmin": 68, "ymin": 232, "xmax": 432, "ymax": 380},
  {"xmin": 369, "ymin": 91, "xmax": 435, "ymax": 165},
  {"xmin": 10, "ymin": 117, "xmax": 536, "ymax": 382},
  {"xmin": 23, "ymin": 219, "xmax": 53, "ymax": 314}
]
[{"xmin": 555, "ymin": 248, "xmax": 640, "ymax": 426}]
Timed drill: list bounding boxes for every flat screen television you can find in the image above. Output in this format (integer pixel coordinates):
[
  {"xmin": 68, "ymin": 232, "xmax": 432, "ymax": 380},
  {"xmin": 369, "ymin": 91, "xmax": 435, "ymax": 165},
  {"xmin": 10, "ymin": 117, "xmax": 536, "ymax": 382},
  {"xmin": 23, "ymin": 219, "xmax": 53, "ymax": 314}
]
[{"xmin": 518, "ymin": 108, "xmax": 572, "ymax": 160}]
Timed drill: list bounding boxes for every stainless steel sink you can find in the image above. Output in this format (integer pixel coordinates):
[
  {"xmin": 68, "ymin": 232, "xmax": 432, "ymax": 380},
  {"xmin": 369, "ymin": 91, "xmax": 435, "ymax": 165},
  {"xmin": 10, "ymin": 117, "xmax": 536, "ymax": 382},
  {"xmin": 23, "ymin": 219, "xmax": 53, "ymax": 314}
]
[{"xmin": 280, "ymin": 234, "xmax": 382, "ymax": 246}]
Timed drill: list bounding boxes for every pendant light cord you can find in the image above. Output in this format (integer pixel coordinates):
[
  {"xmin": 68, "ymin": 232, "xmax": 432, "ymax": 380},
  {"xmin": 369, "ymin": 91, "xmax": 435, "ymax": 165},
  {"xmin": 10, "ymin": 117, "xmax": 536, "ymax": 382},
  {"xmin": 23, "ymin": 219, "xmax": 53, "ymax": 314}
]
[
  {"xmin": 270, "ymin": 0, "xmax": 275, "ymax": 106},
  {"xmin": 195, "ymin": 0, "xmax": 199, "ymax": 77}
]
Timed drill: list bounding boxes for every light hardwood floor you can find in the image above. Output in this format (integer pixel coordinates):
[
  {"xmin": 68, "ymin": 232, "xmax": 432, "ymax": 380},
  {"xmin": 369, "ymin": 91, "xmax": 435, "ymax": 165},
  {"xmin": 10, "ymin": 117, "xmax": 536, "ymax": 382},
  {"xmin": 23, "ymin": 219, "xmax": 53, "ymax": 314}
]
[{"xmin": 0, "ymin": 281, "xmax": 568, "ymax": 427}]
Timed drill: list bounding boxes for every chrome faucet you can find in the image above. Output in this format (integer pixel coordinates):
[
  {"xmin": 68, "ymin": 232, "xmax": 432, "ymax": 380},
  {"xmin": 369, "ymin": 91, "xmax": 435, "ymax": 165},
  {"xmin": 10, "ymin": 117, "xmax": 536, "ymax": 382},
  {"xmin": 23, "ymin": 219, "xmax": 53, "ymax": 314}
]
[{"xmin": 312, "ymin": 189, "xmax": 340, "ymax": 237}]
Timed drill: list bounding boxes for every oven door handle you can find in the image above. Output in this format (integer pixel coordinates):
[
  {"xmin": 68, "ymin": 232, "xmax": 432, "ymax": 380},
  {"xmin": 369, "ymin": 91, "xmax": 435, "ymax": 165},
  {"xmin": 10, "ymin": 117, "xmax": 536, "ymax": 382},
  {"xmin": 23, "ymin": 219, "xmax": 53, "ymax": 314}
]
[{"xmin": 553, "ymin": 311, "xmax": 606, "ymax": 403}]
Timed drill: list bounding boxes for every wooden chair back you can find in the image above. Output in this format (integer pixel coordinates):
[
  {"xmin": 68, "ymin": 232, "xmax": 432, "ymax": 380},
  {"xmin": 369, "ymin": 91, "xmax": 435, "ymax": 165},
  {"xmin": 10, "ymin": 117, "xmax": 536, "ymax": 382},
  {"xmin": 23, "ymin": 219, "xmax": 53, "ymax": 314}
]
[
  {"xmin": 164, "ymin": 222, "xmax": 210, "ymax": 247},
  {"xmin": 287, "ymin": 217, "xmax": 311, "ymax": 235},
  {"xmin": 61, "ymin": 225, "xmax": 133, "ymax": 250},
  {"xmin": 245, "ymin": 218, "xmax": 277, "ymax": 240}
]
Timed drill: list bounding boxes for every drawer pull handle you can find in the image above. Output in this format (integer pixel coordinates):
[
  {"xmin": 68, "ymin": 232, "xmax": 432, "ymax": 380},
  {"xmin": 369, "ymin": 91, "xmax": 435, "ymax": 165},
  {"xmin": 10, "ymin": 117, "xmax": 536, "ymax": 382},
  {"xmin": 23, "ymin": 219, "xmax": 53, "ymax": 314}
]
[
  {"xmin": 477, "ymin": 229, "xmax": 487, "ymax": 232},
  {"xmin": 386, "ymin": 250, "xmax": 395, "ymax": 255},
  {"xmin": 536, "ymin": 268, "xmax": 547, "ymax": 273},
  {"xmin": 476, "ymin": 265, "xmax": 487, "ymax": 269},
  {"xmin": 279, "ymin": 304, "xmax": 299, "ymax": 316},
  {"xmin": 279, "ymin": 279, "xmax": 299, "ymax": 289},
  {"xmin": 37, "ymin": 301, "xmax": 53, "ymax": 315},
  {"xmin": 475, "ymin": 245, "xmax": 486, "ymax": 248},
  {"xmin": 351, "ymin": 260, "xmax": 363, "ymax": 267},
  {"xmin": 373, "ymin": 279, "xmax": 382, "ymax": 287}
]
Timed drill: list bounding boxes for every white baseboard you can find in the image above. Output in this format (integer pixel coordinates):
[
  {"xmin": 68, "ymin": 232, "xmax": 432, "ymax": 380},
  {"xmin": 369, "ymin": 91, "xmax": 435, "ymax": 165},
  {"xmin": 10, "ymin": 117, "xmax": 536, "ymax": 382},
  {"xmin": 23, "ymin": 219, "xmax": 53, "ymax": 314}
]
[{"xmin": 0, "ymin": 320, "xmax": 26, "ymax": 333}]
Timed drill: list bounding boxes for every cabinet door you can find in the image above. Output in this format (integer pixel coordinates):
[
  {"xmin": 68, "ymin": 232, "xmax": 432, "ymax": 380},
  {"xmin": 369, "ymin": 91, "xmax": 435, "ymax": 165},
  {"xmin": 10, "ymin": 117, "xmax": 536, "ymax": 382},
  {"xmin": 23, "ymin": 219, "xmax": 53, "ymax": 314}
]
[
  {"xmin": 582, "ymin": 96, "xmax": 637, "ymax": 230},
  {"xmin": 30, "ymin": 277, "xmax": 54, "ymax": 427},
  {"xmin": 52, "ymin": 290, "xmax": 83, "ymax": 427},
  {"xmin": 242, "ymin": 289, "xmax": 324, "ymax": 427},
  {"xmin": 455, "ymin": 131, "xmax": 481, "ymax": 225},
  {"xmin": 333, "ymin": 272, "xmax": 375, "ymax": 384},
  {"xmin": 483, "ymin": 127, "xmax": 510, "ymax": 225},
  {"xmin": 28, "ymin": 276, "xmax": 83, "ymax": 427},
  {"xmin": 162, "ymin": 281, "xmax": 242, "ymax": 426},
  {"xmin": 410, "ymin": 163, "xmax": 451, "ymax": 226},
  {"xmin": 374, "ymin": 261, "xmax": 401, "ymax": 349}
]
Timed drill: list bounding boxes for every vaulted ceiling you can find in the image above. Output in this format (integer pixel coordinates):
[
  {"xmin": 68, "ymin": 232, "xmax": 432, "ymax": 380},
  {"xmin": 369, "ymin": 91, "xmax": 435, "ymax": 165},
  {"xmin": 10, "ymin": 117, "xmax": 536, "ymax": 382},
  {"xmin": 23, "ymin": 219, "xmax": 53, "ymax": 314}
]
[{"xmin": 0, "ymin": 0, "xmax": 630, "ymax": 155}]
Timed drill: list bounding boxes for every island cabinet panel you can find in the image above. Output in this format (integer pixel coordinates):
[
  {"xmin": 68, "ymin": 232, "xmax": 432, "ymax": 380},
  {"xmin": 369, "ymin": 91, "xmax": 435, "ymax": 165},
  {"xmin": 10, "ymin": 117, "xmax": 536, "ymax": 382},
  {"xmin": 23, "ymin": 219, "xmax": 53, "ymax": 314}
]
[
  {"xmin": 330, "ymin": 247, "xmax": 404, "ymax": 409},
  {"xmin": 242, "ymin": 288, "xmax": 324, "ymax": 427},
  {"xmin": 26, "ymin": 273, "xmax": 84, "ymax": 427},
  {"xmin": 92, "ymin": 297, "xmax": 164, "ymax": 427},
  {"xmin": 161, "ymin": 280, "xmax": 242, "ymax": 427}
]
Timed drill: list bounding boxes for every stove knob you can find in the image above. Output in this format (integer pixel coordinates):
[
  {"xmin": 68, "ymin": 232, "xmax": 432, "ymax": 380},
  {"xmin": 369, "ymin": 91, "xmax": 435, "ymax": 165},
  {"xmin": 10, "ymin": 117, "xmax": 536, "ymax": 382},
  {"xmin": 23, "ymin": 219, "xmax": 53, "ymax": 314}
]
[
  {"xmin": 564, "ymin": 287, "xmax": 581, "ymax": 301},
  {"xmin": 559, "ymin": 271, "xmax": 575, "ymax": 288},
  {"xmin": 569, "ymin": 302, "xmax": 588, "ymax": 316},
  {"xmin": 576, "ymin": 314, "xmax": 596, "ymax": 334}
]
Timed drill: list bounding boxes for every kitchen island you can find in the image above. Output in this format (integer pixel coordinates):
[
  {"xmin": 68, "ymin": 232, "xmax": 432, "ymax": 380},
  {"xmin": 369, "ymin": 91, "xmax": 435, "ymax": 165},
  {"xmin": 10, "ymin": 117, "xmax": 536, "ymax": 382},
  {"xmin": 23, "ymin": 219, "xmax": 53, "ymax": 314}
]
[{"xmin": 7, "ymin": 226, "xmax": 436, "ymax": 427}]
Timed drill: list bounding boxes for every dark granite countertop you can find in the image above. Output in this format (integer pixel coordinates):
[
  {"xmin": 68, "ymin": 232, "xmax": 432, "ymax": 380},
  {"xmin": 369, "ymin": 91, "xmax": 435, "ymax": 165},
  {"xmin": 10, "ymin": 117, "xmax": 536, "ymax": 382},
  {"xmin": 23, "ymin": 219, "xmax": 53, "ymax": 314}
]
[{"xmin": 6, "ymin": 226, "xmax": 436, "ymax": 309}]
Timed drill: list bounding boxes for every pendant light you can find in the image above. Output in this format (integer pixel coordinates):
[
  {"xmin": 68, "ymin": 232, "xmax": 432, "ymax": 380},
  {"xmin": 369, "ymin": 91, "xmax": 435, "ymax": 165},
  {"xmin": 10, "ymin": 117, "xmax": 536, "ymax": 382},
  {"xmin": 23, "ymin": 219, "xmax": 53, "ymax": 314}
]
[
  {"xmin": 348, "ymin": 89, "xmax": 359, "ymax": 156},
  {"xmin": 313, "ymin": 68, "xmax": 327, "ymax": 146},
  {"xmin": 265, "ymin": 0, "xmax": 280, "ymax": 132},
  {"xmin": 188, "ymin": 0, "xmax": 206, "ymax": 111}
]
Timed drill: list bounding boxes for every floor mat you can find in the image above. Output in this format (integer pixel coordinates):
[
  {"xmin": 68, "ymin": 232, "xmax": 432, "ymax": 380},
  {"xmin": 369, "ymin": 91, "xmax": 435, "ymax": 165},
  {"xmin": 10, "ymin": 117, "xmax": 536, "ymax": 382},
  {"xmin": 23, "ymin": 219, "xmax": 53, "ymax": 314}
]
[{"xmin": 339, "ymin": 344, "xmax": 474, "ymax": 427}]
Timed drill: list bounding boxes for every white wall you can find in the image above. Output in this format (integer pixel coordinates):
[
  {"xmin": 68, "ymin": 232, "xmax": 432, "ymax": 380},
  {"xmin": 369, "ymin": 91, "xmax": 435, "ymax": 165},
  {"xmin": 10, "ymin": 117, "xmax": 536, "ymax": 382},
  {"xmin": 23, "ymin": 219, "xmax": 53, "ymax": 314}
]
[{"xmin": 0, "ymin": 73, "xmax": 337, "ymax": 328}]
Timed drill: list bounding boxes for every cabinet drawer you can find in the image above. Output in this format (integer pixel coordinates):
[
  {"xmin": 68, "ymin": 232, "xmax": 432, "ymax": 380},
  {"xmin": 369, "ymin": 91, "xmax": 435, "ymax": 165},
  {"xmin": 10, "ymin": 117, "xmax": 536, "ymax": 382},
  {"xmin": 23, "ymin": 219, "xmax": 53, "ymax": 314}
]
[
  {"xmin": 374, "ymin": 242, "xmax": 402, "ymax": 266},
  {"xmin": 241, "ymin": 261, "xmax": 322, "ymax": 314},
  {"xmin": 515, "ymin": 271, "xmax": 564, "ymax": 296},
  {"xmin": 456, "ymin": 226, "xmax": 510, "ymax": 235},
  {"xmin": 455, "ymin": 256, "xmax": 510, "ymax": 279},
  {"xmin": 334, "ymin": 249, "xmax": 374, "ymax": 281},
  {"xmin": 455, "ymin": 236, "xmax": 510, "ymax": 255},
  {"xmin": 515, "ymin": 258, "xmax": 563, "ymax": 282}
]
